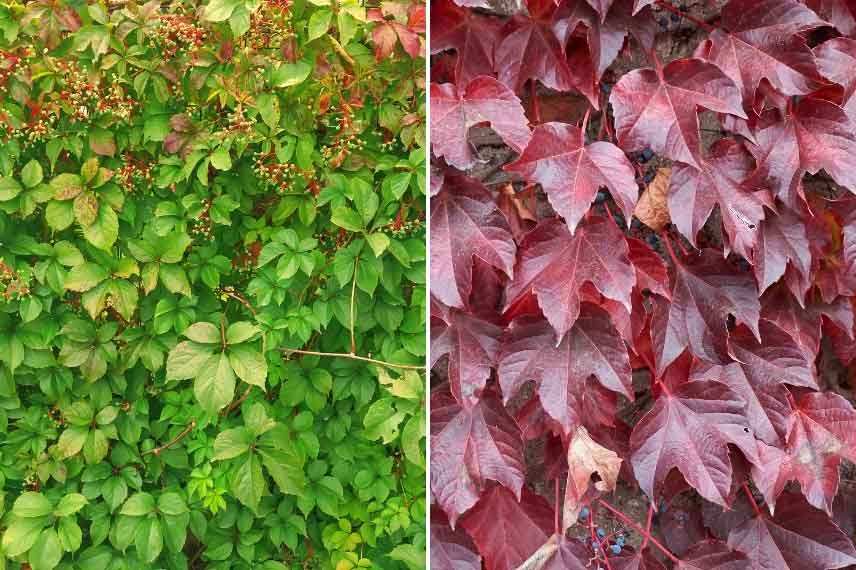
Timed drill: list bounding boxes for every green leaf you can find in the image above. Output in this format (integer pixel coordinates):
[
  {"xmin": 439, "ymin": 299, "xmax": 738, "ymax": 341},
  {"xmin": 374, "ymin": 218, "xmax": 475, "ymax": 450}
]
[
  {"xmin": 184, "ymin": 322, "xmax": 221, "ymax": 344},
  {"xmin": 271, "ymin": 62, "xmax": 312, "ymax": 88},
  {"xmin": 159, "ymin": 263, "xmax": 191, "ymax": 296},
  {"xmin": 57, "ymin": 517, "xmax": 82, "ymax": 552},
  {"xmin": 387, "ymin": 544, "xmax": 426, "ymax": 570},
  {"xmin": 232, "ymin": 453, "xmax": 265, "ymax": 511},
  {"xmin": 366, "ymin": 233, "xmax": 390, "ymax": 257},
  {"xmin": 0, "ymin": 177, "xmax": 22, "ymax": 201},
  {"xmin": 2, "ymin": 516, "xmax": 45, "ymax": 556},
  {"xmin": 226, "ymin": 321, "xmax": 260, "ymax": 344},
  {"xmin": 256, "ymin": 93, "xmax": 281, "ymax": 129},
  {"xmin": 157, "ymin": 492, "xmax": 188, "ymax": 516},
  {"xmin": 331, "ymin": 207, "xmax": 364, "ymax": 232},
  {"xmin": 73, "ymin": 192, "xmax": 99, "ymax": 226},
  {"xmin": 50, "ymin": 173, "xmax": 83, "ymax": 200},
  {"xmin": 194, "ymin": 352, "xmax": 236, "ymax": 414},
  {"xmin": 212, "ymin": 427, "xmax": 253, "ymax": 460},
  {"xmin": 82, "ymin": 204, "xmax": 119, "ymax": 250},
  {"xmin": 362, "ymin": 398, "xmax": 405, "ymax": 443},
  {"xmin": 57, "ymin": 426, "xmax": 88, "ymax": 458},
  {"xmin": 21, "ymin": 160, "xmax": 43, "ymax": 188},
  {"xmin": 29, "ymin": 528, "xmax": 62, "ymax": 570},
  {"xmin": 166, "ymin": 341, "xmax": 215, "ymax": 380},
  {"xmin": 203, "ymin": 0, "xmax": 242, "ymax": 21},
  {"xmin": 45, "ymin": 200, "xmax": 75, "ymax": 230},
  {"xmin": 134, "ymin": 517, "xmax": 163, "ymax": 563},
  {"xmin": 121, "ymin": 492, "xmax": 156, "ymax": 516},
  {"xmin": 54, "ymin": 493, "xmax": 87, "ymax": 517},
  {"xmin": 307, "ymin": 9, "xmax": 332, "ymax": 41},
  {"xmin": 211, "ymin": 148, "xmax": 232, "ymax": 170},
  {"xmin": 12, "ymin": 493, "xmax": 53, "ymax": 518},
  {"xmin": 64, "ymin": 263, "xmax": 108, "ymax": 292},
  {"xmin": 228, "ymin": 344, "xmax": 267, "ymax": 389}
]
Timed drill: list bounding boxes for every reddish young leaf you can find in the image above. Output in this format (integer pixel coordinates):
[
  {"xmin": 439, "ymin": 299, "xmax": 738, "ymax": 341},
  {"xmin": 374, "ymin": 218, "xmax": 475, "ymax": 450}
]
[
  {"xmin": 494, "ymin": 0, "xmax": 597, "ymax": 103},
  {"xmin": 430, "ymin": 173, "xmax": 516, "ymax": 309},
  {"xmin": 505, "ymin": 216, "xmax": 636, "ymax": 339},
  {"xmin": 431, "ymin": 389, "xmax": 526, "ymax": 526},
  {"xmin": 727, "ymin": 490, "xmax": 856, "ymax": 570},
  {"xmin": 431, "ymin": 506, "xmax": 482, "ymax": 570},
  {"xmin": 629, "ymin": 379, "xmax": 757, "ymax": 507},
  {"xmin": 651, "ymin": 249, "xmax": 761, "ymax": 373},
  {"xmin": 754, "ymin": 207, "xmax": 811, "ymax": 297},
  {"xmin": 431, "ymin": 303, "xmax": 503, "ymax": 407},
  {"xmin": 677, "ymin": 540, "xmax": 750, "ymax": 570},
  {"xmin": 504, "ymin": 121, "xmax": 639, "ymax": 233},
  {"xmin": 369, "ymin": 16, "xmax": 422, "ymax": 61},
  {"xmin": 460, "ymin": 484, "xmax": 554, "ymax": 570},
  {"xmin": 668, "ymin": 138, "xmax": 773, "ymax": 261},
  {"xmin": 701, "ymin": 0, "xmax": 826, "ymax": 106},
  {"xmin": 431, "ymin": 0, "xmax": 502, "ymax": 87},
  {"xmin": 609, "ymin": 58, "xmax": 746, "ymax": 168},
  {"xmin": 431, "ymin": 77, "xmax": 532, "ymax": 170},
  {"xmin": 498, "ymin": 308, "xmax": 631, "ymax": 435},
  {"xmin": 751, "ymin": 391, "xmax": 856, "ymax": 514}
]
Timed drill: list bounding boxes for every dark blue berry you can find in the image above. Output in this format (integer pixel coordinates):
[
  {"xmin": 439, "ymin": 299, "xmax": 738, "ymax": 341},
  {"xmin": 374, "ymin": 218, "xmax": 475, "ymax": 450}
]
[
  {"xmin": 595, "ymin": 189, "xmax": 608, "ymax": 204},
  {"xmin": 659, "ymin": 17, "xmax": 669, "ymax": 28},
  {"xmin": 640, "ymin": 148, "xmax": 654, "ymax": 162},
  {"xmin": 670, "ymin": 12, "xmax": 681, "ymax": 22},
  {"xmin": 631, "ymin": 217, "xmax": 641, "ymax": 229},
  {"xmin": 659, "ymin": 500, "xmax": 668, "ymax": 513},
  {"xmin": 597, "ymin": 527, "xmax": 606, "ymax": 539},
  {"xmin": 592, "ymin": 540, "xmax": 600, "ymax": 551},
  {"xmin": 616, "ymin": 536, "xmax": 625, "ymax": 547},
  {"xmin": 644, "ymin": 170, "xmax": 655, "ymax": 183},
  {"xmin": 580, "ymin": 506, "xmax": 590, "ymax": 519},
  {"xmin": 600, "ymin": 82, "xmax": 612, "ymax": 94},
  {"xmin": 611, "ymin": 544, "xmax": 622, "ymax": 555}
]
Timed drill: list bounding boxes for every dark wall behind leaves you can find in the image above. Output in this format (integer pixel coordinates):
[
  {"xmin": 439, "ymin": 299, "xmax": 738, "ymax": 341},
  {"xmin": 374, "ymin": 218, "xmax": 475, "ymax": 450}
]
[{"xmin": 0, "ymin": 0, "xmax": 426, "ymax": 568}]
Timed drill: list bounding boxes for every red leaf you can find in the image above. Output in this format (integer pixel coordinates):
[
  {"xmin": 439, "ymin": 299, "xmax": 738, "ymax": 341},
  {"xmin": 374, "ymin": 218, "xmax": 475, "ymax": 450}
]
[
  {"xmin": 677, "ymin": 540, "xmax": 750, "ymax": 570},
  {"xmin": 505, "ymin": 216, "xmax": 636, "ymax": 339},
  {"xmin": 609, "ymin": 58, "xmax": 746, "ymax": 168},
  {"xmin": 752, "ymin": 392, "xmax": 856, "ymax": 513},
  {"xmin": 514, "ymin": 536, "xmax": 592, "ymax": 570},
  {"xmin": 629, "ymin": 379, "xmax": 757, "ymax": 507},
  {"xmin": 430, "ymin": 173, "xmax": 516, "ymax": 309},
  {"xmin": 754, "ymin": 207, "xmax": 811, "ymax": 297},
  {"xmin": 460, "ymin": 485, "xmax": 554, "ymax": 570},
  {"xmin": 816, "ymin": 38, "xmax": 856, "ymax": 108},
  {"xmin": 431, "ymin": 389, "xmax": 526, "ymax": 526},
  {"xmin": 760, "ymin": 284, "xmax": 822, "ymax": 360},
  {"xmin": 505, "ymin": 121, "xmax": 639, "ymax": 234},
  {"xmin": 807, "ymin": 0, "xmax": 856, "ymax": 36},
  {"xmin": 431, "ymin": 506, "xmax": 482, "ymax": 570},
  {"xmin": 747, "ymin": 99, "xmax": 856, "ymax": 210},
  {"xmin": 727, "ymin": 490, "xmax": 856, "ymax": 570},
  {"xmin": 693, "ymin": 320, "xmax": 816, "ymax": 445},
  {"xmin": 651, "ymin": 249, "xmax": 761, "ymax": 373},
  {"xmin": 669, "ymin": 138, "xmax": 774, "ymax": 260},
  {"xmin": 612, "ymin": 549, "xmax": 668, "ymax": 570},
  {"xmin": 494, "ymin": 0, "xmax": 597, "ymax": 104},
  {"xmin": 498, "ymin": 307, "xmax": 631, "ymax": 436},
  {"xmin": 701, "ymin": 0, "xmax": 826, "ymax": 106},
  {"xmin": 431, "ymin": 0, "xmax": 502, "ymax": 88},
  {"xmin": 627, "ymin": 237, "xmax": 671, "ymax": 299},
  {"xmin": 431, "ymin": 303, "xmax": 503, "ymax": 407},
  {"xmin": 430, "ymin": 77, "xmax": 532, "ymax": 170}
]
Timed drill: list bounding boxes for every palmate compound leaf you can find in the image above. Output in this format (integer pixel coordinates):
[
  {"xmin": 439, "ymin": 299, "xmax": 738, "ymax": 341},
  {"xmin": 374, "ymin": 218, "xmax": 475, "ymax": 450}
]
[
  {"xmin": 651, "ymin": 249, "xmax": 761, "ymax": 373},
  {"xmin": 668, "ymin": 138, "xmax": 774, "ymax": 261},
  {"xmin": 629, "ymin": 379, "xmax": 758, "ymax": 507},
  {"xmin": 497, "ymin": 307, "xmax": 633, "ymax": 436},
  {"xmin": 430, "ymin": 77, "xmax": 532, "ymax": 170},
  {"xmin": 504, "ymin": 216, "xmax": 635, "ymax": 340},
  {"xmin": 430, "ymin": 173, "xmax": 516, "ymax": 309},
  {"xmin": 751, "ymin": 391, "xmax": 856, "ymax": 514},
  {"xmin": 431, "ymin": 0, "xmax": 502, "ymax": 88},
  {"xmin": 505, "ymin": 121, "xmax": 639, "ymax": 234},
  {"xmin": 691, "ymin": 320, "xmax": 817, "ymax": 446},
  {"xmin": 430, "ymin": 506, "xmax": 481, "ymax": 570},
  {"xmin": 430, "ymin": 389, "xmax": 526, "ymax": 527},
  {"xmin": 431, "ymin": 300, "xmax": 503, "ymax": 408},
  {"xmin": 493, "ymin": 0, "xmax": 597, "ymax": 104},
  {"xmin": 699, "ymin": 0, "xmax": 826, "ymax": 107},
  {"xmin": 609, "ymin": 57, "xmax": 746, "ymax": 168},
  {"xmin": 727, "ymin": 490, "xmax": 856, "ymax": 570},
  {"xmin": 746, "ymin": 98, "xmax": 856, "ymax": 211},
  {"xmin": 459, "ymin": 484, "xmax": 554, "ymax": 570}
]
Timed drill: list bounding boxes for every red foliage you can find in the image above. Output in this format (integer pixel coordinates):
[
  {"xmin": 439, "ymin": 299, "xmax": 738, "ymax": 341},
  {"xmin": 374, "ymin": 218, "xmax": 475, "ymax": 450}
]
[{"xmin": 430, "ymin": 0, "xmax": 856, "ymax": 567}]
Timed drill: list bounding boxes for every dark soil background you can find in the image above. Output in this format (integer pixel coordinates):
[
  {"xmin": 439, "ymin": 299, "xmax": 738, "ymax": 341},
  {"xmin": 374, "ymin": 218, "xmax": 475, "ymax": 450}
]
[{"xmin": 430, "ymin": 0, "xmax": 856, "ymax": 567}]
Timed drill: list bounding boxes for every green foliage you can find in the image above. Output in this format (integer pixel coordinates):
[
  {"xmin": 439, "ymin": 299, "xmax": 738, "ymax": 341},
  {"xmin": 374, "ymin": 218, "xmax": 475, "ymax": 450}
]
[{"xmin": 0, "ymin": 0, "xmax": 426, "ymax": 568}]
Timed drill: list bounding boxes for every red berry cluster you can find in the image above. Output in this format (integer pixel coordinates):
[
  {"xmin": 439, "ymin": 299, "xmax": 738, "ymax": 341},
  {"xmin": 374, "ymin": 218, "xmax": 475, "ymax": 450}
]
[
  {"xmin": 0, "ymin": 261, "xmax": 31, "ymax": 301},
  {"xmin": 118, "ymin": 153, "xmax": 153, "ymax": 193},
  {"xmin": 153, "ymin": 14, "xmax": 207, "ymax": 59}
]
